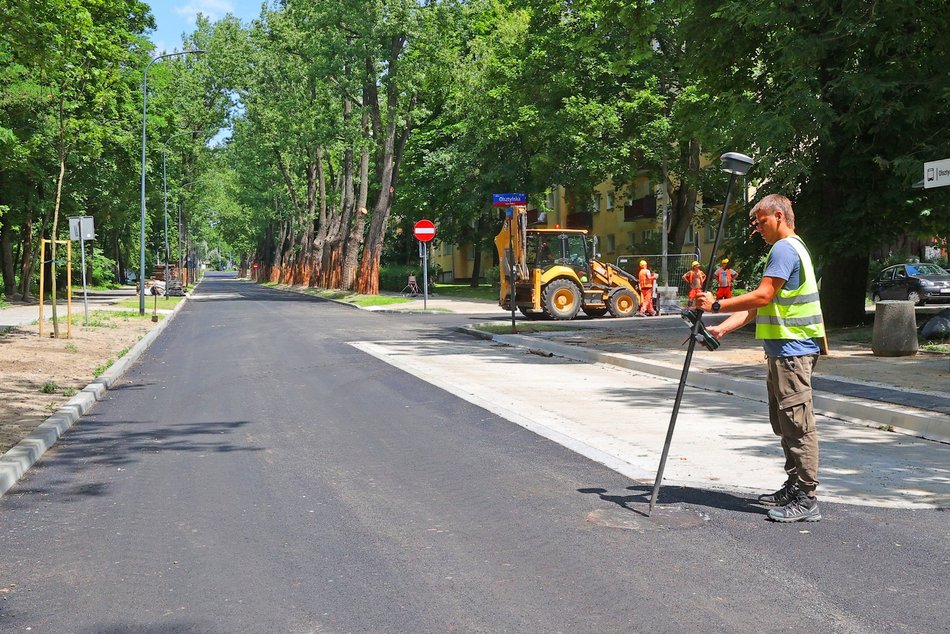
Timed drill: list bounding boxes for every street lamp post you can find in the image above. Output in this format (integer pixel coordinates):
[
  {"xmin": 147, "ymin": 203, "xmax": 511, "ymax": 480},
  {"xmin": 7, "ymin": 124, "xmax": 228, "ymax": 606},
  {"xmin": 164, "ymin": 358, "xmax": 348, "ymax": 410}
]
[{"xmin": 139, "ymin": 49, "xmax": 206, "ymax": 315}]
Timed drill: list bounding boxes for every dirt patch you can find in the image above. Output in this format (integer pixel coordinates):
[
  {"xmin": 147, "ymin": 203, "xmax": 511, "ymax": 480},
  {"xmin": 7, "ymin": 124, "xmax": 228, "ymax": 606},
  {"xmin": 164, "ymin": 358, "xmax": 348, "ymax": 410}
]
[{"xmin": 0, "ymin": 311, "xmax": 162, "ymax": 455}]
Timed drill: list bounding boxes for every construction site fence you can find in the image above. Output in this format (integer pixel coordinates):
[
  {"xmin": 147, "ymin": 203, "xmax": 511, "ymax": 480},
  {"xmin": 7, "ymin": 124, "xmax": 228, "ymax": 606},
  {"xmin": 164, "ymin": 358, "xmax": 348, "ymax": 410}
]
[{"xmin": 616, "ymin": 252, "xmax": 701, "ymax": 298}]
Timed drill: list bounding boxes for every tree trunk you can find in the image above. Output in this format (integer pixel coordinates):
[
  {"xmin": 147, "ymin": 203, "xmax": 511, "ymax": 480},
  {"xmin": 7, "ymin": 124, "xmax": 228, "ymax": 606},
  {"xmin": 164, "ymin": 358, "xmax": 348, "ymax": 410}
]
[
  {"xmin": 470, "ymin": 248, "xmax": 481, "ymax": 287},
  {"xmin": 341, "ymin": 124, "xmax": 370, "ymax": 292},
  {"xmin": 50, "ymin": 154, "xmax": 66, "ymax": 338},
  {"xmin": 0, "ymin": 213, "xmax": 15, "ymax": 297},
  {"xmin": 19, "ymin": 210, "xmax": 36, "ymax": 300},
  {"xmin": 356, "ymin": 37, "xmax": 410, "ymax": 295},
  {"xmin": 820, "ymin": 254, "xmax": 868, "ymax": 327},
  {"xmin": 115, "ymin": 234, "xmax": 125, "ymax": 284},
  {"xmin": 668, "ymin": 139, "xmax": 701, "ymax": 253}
]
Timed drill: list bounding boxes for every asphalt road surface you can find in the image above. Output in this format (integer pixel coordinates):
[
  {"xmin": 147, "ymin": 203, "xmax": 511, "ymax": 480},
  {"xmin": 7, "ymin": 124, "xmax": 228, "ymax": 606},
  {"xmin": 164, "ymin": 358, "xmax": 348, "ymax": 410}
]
[{"xmin": 1, "ymin": 273, "xmax": 946, "ymax": 633}]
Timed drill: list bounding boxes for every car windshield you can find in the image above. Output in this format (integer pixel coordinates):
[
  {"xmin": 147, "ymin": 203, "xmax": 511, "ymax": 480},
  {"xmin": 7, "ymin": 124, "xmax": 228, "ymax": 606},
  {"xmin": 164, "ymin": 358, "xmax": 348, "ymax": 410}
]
[{"xmin": 906, "ymin": 263, "xmax": 948, "ymax": 276}]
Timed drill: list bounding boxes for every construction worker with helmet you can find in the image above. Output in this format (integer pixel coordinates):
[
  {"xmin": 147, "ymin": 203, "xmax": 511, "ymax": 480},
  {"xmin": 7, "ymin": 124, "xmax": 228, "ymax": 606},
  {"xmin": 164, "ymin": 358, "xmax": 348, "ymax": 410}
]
[
  {"xmin": 682, "ymin": 261, "xmax": 706, "ymax": 300},
  {"xmin": 714, "ymin": 258, "xmax": 738, "ymax": 299},
  {"xmin": 637, "ymin": 259, "xmax": 658, "ymax": 316}
]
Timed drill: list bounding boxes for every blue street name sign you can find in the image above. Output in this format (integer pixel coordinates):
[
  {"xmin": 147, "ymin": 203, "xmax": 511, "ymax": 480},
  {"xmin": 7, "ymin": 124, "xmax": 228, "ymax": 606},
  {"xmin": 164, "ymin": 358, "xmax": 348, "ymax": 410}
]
[{"xmin": 492, "ymin": 193, "xmax": 526, "ymax": 207}]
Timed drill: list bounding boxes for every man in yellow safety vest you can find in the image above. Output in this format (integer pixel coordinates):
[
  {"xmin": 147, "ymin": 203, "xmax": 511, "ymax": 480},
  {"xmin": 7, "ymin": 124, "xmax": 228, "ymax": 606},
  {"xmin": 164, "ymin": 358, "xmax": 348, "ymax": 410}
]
[{"xmin": 694, "ymin": 194, "xmax": 825, "ymax": 523}]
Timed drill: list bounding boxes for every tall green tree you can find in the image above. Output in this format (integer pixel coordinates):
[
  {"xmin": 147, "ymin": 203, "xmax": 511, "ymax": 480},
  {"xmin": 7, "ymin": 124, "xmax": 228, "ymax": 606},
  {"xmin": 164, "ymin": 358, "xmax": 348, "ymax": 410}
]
[
  {"xmin": 1, "ymin": 0, "xmax": 153, "ymax": 334},
  {"xmin": 683, "ymin": 0, "xmax": 950, "ymax": 325}
]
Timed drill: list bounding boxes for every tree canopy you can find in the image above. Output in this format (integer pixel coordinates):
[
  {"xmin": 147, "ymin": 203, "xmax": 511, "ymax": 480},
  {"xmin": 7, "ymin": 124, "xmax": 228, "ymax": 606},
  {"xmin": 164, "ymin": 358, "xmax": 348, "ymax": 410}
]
[{"xmin": 0, "ymin": 0, "xmax": 945, "ymax": 326}]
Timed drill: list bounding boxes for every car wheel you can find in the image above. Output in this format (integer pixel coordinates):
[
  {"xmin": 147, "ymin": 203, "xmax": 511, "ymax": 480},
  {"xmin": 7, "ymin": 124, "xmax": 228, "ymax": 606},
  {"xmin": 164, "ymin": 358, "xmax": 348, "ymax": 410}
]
[{"xmin": 907, "ymin": 290, "xmax": 922, "ymax": 306}]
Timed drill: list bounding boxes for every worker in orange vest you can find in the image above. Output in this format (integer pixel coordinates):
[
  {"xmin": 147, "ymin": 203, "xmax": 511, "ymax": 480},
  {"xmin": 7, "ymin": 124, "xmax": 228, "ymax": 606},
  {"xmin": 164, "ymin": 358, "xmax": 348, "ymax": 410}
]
[
  {"xmin": 683, "ymin": 260, "xmax": 706, "ymax": 300},
  {"xmin": 714, "ymin": 258, "xmax": 738, "ymax": 299},
  {"xmin": 637, "ymin": 260, "xmax": 658, "ymax": 316}
]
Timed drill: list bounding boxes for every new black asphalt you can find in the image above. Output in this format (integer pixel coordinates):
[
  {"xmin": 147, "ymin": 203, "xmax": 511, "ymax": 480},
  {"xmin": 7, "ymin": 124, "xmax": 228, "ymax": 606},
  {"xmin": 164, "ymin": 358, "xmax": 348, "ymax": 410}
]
[{"xmin": 1, "ymin": 273, "xmax": 946, "ymax": 632}]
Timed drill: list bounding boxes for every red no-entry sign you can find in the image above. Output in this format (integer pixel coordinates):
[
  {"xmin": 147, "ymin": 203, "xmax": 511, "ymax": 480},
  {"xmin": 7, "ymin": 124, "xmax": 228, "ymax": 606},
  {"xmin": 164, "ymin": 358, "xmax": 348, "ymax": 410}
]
[{"xmin": 413, "ymin": 219, "xmax": 436, "ymax": 242}]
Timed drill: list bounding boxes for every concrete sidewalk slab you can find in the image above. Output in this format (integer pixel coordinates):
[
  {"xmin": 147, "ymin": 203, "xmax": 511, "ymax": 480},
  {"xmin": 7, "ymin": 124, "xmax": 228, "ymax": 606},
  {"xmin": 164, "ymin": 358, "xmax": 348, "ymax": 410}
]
[
  {"xmin": 486, "ymin": 331, "xmax": 950, "ymax": 444},
  {"xmin": 352, "ymin": 337, "xmax": 950, "ymax": 510}
]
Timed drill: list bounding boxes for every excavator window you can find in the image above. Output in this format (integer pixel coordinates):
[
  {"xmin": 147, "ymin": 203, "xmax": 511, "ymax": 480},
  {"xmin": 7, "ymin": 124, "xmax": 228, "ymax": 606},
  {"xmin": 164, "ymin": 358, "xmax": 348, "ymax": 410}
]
[
  {"xmin": 565, "ymin": 234, "xmax": 589, "ymax": 268},
  {"xmin": 528, "ymin": 234, "xmax": 562, "ymax": 267}
]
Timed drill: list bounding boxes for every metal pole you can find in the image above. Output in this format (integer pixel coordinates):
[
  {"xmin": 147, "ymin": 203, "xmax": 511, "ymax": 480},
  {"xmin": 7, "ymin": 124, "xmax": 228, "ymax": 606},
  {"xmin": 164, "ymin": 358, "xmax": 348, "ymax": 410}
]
[
  {"xmin": 177, "ymin": 201, "xmax": 183, "ymax": 286},
  {"xmin": 649, "ymin": 172, "xmax": 739, "ymax": 514},
  {"xmin": 162, "ymin": 148, "xmax": 169, "ymax": 276},
  {"xmin": 139, "ymin": 59, "xmax": 151, "ymax": 315},
  {"xmin": 661, "ymin": 161, "xmax": 670, "ymax": 288},
  {"xmin": 508, "ymin": 208, "xmax": 517, "ymax": 334},
  {"xmin": 422, "ymin": 243, "xmax": 428, "ymax": 310},
  {"xmin": 139, "ymin": 50, "xmax": 205, "ymax": 315},
  {"xmin": 79, "ymin": 236, "xmax": 89, "ymax": 324}
]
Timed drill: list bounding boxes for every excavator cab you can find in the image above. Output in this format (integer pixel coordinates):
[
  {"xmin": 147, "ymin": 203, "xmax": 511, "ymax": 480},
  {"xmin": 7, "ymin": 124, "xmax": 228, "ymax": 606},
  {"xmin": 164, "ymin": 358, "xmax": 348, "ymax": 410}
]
[{"xmin": 526, "ymin": 233, "xmax": 591, "ymax": 282}]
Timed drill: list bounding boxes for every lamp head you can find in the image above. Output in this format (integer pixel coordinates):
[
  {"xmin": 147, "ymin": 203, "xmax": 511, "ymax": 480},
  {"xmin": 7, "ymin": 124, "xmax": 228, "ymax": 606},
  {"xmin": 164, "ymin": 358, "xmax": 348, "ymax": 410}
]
[{"xmin": 720, "ymin": 152, "xmax": 754, "ymax": 176}]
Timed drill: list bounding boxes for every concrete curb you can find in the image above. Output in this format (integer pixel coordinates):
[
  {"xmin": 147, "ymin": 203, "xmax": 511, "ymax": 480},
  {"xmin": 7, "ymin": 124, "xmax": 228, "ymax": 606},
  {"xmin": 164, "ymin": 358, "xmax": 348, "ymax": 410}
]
[
  {"xmin": 0, "ymin": 296, "xmax": 189, "ymax": 499},
  {"xmin": 464, "ymin": 326, "xmax": 950, "ymax": 444}
]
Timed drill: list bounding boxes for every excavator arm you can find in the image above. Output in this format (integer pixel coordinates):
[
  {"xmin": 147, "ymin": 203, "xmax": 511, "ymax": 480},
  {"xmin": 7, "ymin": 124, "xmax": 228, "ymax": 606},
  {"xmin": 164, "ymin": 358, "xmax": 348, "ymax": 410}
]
[{"xmin": 494, "ymin": 206, "xmax": 529, "ymax": 307}]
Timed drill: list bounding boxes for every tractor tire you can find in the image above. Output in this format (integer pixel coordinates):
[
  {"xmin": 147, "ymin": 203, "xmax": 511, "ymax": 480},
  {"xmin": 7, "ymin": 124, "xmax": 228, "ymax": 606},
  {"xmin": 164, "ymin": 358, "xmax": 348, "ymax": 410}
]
[
  {"xmin": 542, "ymin": 279, "xmax": 582, "ymax": 320},
  {"xmin": 519, "ymin": 306, "xmax": 545, "ymax": 320},
  {"xmin": 582, "ymin": 306, "xmax": 608, "ymax": 318},
  {"xmin": 608, "ymin": 289, "xmax": 639, "ymax": 318}
]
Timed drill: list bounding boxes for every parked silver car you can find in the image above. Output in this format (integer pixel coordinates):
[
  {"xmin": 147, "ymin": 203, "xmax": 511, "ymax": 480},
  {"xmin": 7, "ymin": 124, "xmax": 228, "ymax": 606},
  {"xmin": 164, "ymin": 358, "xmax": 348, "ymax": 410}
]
[{"xmin": 869, "ymin": 263, "xmax": 950, "ymax": 305}]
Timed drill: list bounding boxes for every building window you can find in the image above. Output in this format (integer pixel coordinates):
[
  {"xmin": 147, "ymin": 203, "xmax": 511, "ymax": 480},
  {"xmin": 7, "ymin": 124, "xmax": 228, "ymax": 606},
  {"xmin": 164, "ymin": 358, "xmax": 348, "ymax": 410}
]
[
  {"xmin": 589, "ymin": 193, "xmax": 601, "ymax": 214},
  {"xmin": 468, "ymin": 245, "xmax": 475, "ymax": 260},
  {"xmin": 705, "ymin": 224, "xmax": 716, "ymax": 242},
  {"xmin": 627, "ymin": 232, "xmax": 635, "ymax": 250},
  {"xmin": 623, "ymin": 195, "xmax": 657, "ymax": 222},
  {"xmin": 547, "ymin": 190, "xmax": 557, "ymax": 211},
  {"xmin": 607, "ymin": 192, "xmax": 615, "ymax": 210},
  {"xmin": 606, "ymin": 234, "xmax": 616, "ymax": 253},
  {"xmin": 685, "ymin": 225, "xmax": 695, "ymax": 245}
]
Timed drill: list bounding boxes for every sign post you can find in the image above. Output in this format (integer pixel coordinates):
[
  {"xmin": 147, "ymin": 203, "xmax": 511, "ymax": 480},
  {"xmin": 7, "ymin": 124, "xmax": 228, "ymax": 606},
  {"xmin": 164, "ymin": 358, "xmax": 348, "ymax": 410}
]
[
  {"xmin": 68, "ymin": 216, "xmax": 95, "ymax": 324},
  {"xmin": 413, "ymin": 219, "xmax": 436, "ymax": 310},
  {"xmin": 493, "ymin": 194, "xmax": 526, "ymax": 333}
]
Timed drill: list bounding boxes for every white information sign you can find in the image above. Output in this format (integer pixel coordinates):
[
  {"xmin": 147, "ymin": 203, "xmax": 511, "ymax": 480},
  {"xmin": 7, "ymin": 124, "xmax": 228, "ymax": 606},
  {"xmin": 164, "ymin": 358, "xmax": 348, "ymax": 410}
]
[
  {"xmin": 68, "ymin": 216, "xmax": 96, "ymax": 241},
  {"xmin": 924, "ymin": 158, "xmax": 950, "ymax": 189}
]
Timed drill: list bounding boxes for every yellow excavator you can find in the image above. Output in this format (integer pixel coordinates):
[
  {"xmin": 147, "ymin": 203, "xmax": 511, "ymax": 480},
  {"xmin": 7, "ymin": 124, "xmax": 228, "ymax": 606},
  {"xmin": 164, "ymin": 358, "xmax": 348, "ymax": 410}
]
[{"xmin": 494, "ymin": 207, "xmax": 643, "ymax": 319}]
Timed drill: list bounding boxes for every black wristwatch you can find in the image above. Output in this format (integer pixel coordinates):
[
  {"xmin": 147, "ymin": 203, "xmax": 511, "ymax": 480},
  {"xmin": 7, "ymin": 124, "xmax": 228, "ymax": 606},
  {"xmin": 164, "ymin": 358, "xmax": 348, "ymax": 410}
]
[{"xmin": 711, "ymin": 300, "xmax": 721, "ymax": 313}]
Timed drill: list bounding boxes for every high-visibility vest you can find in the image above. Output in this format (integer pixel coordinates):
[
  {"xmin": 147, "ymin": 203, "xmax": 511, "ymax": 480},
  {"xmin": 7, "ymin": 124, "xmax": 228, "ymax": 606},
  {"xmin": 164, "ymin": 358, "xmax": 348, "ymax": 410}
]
[
  {"xmin": 686, "ymin": 270, "xmax": 704, "ymax": 289},
  {"xmin": 639, "ymin": 268, "xmax": 654, "ymax": 289},
  {"xmin": 755, "ymin": 236, "xmax": 825, "ymax": 341},
  {"xmin": 717, "ymin": 268, "xmax": 735, "ymax": 287}
]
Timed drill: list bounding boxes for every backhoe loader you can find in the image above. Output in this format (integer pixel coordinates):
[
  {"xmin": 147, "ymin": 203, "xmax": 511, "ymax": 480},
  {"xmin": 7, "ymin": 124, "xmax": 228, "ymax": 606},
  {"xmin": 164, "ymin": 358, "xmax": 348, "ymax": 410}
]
[{"xmin": 494, "ymin": 207, "xmax": 642, "ymax": 320}]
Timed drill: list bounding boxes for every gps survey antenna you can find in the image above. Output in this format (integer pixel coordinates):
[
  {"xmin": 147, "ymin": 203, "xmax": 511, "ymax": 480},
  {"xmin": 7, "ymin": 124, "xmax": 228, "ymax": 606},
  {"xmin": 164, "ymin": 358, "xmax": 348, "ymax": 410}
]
[{"xmin": 648, "ymin": 151, "xmax": 754, "ymax": 515}]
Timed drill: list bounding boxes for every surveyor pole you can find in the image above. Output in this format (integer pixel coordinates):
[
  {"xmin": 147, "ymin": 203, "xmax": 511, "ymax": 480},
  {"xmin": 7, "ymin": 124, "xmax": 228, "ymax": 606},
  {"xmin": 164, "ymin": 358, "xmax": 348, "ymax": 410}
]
[{"xmin": 648, "ymin": 152, "xmax": 753, "ymax": 515}]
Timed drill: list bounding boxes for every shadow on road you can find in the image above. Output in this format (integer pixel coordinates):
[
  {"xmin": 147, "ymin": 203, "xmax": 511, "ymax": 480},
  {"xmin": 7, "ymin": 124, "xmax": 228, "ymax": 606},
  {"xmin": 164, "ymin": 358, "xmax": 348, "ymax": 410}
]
[{"xmin": 579, "ymin": 483, "xmax": 769, "ymax": 517}]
